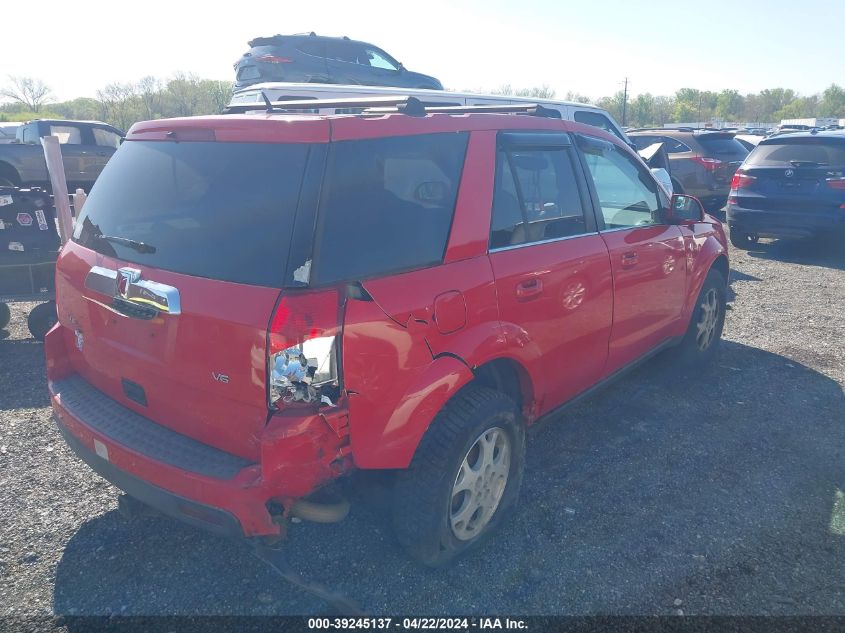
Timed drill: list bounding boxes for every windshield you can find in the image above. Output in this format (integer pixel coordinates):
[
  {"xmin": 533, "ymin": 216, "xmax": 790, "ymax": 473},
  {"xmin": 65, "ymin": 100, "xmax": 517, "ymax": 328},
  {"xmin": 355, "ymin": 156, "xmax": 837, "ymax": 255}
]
[
  {"xmin": 72, "ymin": 140, "xmax": 312, "ymax": 288},
  {"xmin": 746, "ymin": 139, "xmax": 845, "ymax": 167}
]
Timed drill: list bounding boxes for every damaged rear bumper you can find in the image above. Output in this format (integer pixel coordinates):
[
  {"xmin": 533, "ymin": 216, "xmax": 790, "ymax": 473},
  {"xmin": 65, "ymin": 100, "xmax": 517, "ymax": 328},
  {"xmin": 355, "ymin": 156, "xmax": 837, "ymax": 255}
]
[{"xmin": 49, "ymin": 371, "xmax": 353, "ymax": 539}]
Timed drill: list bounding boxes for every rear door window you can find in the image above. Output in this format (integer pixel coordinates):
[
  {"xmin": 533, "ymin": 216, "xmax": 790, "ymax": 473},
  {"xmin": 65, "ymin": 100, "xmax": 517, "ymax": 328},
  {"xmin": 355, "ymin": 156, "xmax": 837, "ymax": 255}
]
[
  {"xmin": 662, "ymin": 137, "xmax": 693, "ymax": 153},
  {"xmin": 312, "ymin": 133, "xmax": 468, "ymax": 285},
  {"xmin": 491, "ymin": 147, "xmax": 590, "ymax": 249},
  {"xmin": 72, "ymin": 141, "xmax": 312, "ymax": 288},
  {"xmin": 746, "ymin": 140, "xmax": 845, "ymax": 167},
  {"xmin": 92, "ymin": 127, "xmax": 121, "ymax": 148},
  {"xmin": 49, "ymin": 125, "xmax": 82, "ymax": 145}
]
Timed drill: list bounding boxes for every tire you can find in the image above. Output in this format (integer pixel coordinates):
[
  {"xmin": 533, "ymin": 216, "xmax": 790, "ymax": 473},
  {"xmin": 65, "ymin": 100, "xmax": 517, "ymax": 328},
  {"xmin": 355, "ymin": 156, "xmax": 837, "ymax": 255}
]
[
  {"xmin": 27, "ymin": 300, "xmax": 57, "ymax": 341},
  {"xmin": 392, "ymin": 386, "xmax": 525, "ymax": 567},
  {"xmin": 0, "ymin": 302, "xmax": 10, "ymax": 329},
  {"xmin": 674, "ymin": 269, "xmax": 726, "ymax": 366},
  {"xmin": 729, "ymin": 227, "xmax": 760, "ymax": 250}
]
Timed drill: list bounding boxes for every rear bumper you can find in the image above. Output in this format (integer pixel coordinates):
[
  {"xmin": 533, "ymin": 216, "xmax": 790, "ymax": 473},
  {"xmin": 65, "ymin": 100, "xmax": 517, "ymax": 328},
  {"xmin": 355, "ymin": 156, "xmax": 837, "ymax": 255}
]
[
  {"xmin": 726, "ymin": 205, "xmax": 845, "ymax": 239},
  {"xmin": 49, "ymin": 372, "xmax": 352, "ymax": 540},
  {"xmin": 50, "ymin": 376, "xmax": 280, "ymax": 538},
  {"xmin": 54, "ymin": 417, "xmax": 244, "ymax": 538}
]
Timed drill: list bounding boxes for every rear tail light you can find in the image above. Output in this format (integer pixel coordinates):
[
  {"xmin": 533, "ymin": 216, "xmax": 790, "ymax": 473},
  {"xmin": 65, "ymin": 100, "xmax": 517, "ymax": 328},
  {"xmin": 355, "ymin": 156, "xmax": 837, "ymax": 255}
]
[
  {"xmin": 268, "ymin": 290, "xmax": 342, "ymax": 409},
  {"xmin": 825, "ymin": 177, "xmax": 845, "ymax": 190},
  {"xmin": 730, "ymin": 170, "xmax": 757, "ymax": 191},
  {"xmin": 691, "ymin": 156, "xmax": 723, "ymax": 172},
  {"xmin": 255, "ymin": 55, "xmax": 293, "ymax": 64}
]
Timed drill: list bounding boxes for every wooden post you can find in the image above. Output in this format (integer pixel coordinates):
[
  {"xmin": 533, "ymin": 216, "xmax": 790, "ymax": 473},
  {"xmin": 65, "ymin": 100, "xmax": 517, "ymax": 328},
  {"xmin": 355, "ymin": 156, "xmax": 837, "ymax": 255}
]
[
  {"xmin": 72, "ymin": 188, "xmax": 87, "ymax": 217},
  {"xmin": 40, "ymin": 135, "xmax": 74, "ymax": 244}
]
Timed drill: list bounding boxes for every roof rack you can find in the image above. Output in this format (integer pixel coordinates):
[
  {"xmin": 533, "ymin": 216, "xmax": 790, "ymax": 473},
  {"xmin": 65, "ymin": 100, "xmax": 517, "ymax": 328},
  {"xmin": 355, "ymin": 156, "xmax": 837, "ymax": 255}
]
[{"xmin": 223, "ymin": 95, "xmax": 562, "ymax": 119}]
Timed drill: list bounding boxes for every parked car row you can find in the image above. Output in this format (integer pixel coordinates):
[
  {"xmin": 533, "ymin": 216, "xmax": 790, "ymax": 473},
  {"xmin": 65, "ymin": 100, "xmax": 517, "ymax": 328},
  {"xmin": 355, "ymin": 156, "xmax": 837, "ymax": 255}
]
[{"xmin": 627, "ymin": 128, "xmax": 749, "ymax": 212}]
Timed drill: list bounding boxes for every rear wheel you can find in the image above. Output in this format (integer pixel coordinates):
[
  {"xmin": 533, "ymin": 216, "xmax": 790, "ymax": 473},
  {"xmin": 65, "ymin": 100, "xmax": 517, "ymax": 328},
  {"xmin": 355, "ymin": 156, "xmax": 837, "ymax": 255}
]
[
  {"xmin": 729, "ymin": 227, "xmax": 760, "ymax": 249},
  {"xmin": 392, "ymin": 386, "xmax": 525, "ymax": 567},
  {"xmin": 0, "ymin": 302, "xmax": 10, "ymax": 329},
  {"xmin": 27, "ymin": 300, "xmax": 57, "ymax": 341},
  {"xmin": 674, "ymin": 269, "xmax": 726, "ymax": 366}
]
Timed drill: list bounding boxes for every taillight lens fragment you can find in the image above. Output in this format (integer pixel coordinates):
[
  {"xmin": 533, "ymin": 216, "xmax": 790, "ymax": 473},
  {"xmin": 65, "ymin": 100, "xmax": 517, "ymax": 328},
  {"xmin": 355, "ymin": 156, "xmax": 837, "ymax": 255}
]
[{"xmin": 268, "ymin": 289, "xmax": 342, "ymax": 408}]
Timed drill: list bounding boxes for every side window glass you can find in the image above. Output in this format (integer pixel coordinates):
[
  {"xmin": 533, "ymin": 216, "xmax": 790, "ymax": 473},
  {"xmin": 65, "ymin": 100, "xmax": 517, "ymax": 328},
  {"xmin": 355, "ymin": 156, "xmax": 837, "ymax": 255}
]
[
  {"xmin": 326, "ymin": 42, "xmax": 358, "ymax": 63},
  {"xmin": 490, "ymin": 147, "xmax": 589, "ymax": 249},
  {"xmin": 365, "ymin": 49, "xmax": 398, "ymax": 70},
  {"xmin": 664, "ymin": 138, "xmax": 692, "ymax": 153},
  {"xmin": 93, "ymin": 128, "xmax": 121, "ymax": 148},
  {"xmin": 22, "ymin": 126, "xmax": 38, "ymax": 144},
  {"xmin": 49, "ymin": 125, "xmax": 82, "ymax": 145},
  {"xmin": 314, "ymin": 133, "xmax": 468, "ymax": 284},
  {"xmin": 577, "ymin": 135, "xmax": 662, "ymax": 229},
  {"xmin": 573, "ymin": 110, "xmax": 626, "ymax": 143},
  {"xmin": 297, "ymin": 41, "xmax": 324, "ymax": 57}
]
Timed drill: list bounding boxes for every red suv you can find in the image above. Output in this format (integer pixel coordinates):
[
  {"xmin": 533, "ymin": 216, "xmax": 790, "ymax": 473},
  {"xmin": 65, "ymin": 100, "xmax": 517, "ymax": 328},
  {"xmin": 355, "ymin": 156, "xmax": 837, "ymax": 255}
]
[{"xmin": 47, "ymin": 100, "xmax": 729, "ymax": 566}]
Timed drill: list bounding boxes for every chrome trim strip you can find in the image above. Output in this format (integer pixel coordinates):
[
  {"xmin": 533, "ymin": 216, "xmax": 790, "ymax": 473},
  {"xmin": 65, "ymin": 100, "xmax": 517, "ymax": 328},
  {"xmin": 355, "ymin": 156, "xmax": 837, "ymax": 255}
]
[
  {"xmin": 489, "ymin": 231, "xmax": 599, "ymax": 253},
  {"xmin": 84, "ymin": 266, "xmax": 117, "ymax": 296},
  {"xmin": 83, "ymin": 265, "xmax": 181, "ymax": 316}
]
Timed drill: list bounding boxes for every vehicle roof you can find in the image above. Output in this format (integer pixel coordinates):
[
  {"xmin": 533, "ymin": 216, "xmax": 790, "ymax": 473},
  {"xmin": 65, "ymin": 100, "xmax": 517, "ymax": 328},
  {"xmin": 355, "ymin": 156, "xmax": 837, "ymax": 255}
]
[
  {"xmin": 24, "ymin": 118, "xmax": 115, "ymax": 126},
  {"xmin": 759, "ymin": 130, "xmax": 845, "ymax": 143},
  {"xmin": 124, "ymin": 111, "xmax": 623, "ymax": 146},
  {"xmin": 235, "ymin": 82, "xmax": 608, "ymax": 113},
  {"xmin": 248, "ymin": 33, "xmax": 378, "ymax": 48},
  {"xmin": 627, "ymin": 128, "xmax": 733, "ymax": 137}
]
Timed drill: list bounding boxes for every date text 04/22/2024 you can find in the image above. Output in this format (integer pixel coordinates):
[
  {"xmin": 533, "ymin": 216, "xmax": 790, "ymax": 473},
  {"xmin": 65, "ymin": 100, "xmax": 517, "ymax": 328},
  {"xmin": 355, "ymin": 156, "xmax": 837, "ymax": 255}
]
[{"xmin": 307, "ymin": 618, "xmax": 529, "ymax": 630}]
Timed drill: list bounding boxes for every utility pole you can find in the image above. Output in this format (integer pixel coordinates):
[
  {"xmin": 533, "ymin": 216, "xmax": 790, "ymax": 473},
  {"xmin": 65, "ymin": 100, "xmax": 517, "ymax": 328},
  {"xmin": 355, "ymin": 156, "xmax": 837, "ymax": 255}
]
[{"xmin": 622, "ymin": 77, "xmax": 628, "ymax": 126}]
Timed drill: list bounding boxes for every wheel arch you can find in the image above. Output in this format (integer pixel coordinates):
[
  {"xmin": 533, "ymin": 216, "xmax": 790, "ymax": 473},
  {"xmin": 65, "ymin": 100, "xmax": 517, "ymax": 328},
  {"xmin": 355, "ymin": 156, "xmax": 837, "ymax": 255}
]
[{"xmin": 0, "ymin": 160, "xmax": 22, "ymax": 186}]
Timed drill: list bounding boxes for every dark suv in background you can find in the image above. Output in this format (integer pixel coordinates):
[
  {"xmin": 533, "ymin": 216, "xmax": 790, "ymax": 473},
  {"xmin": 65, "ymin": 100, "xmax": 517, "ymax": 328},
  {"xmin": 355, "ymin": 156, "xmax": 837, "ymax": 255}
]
[
  {"xmin": 233, "ymin": 33, "xmax": 443, "ymax": 91},
  {"xmin": 726, "ymin": 130, "xmax": 845, "ymax": 248},
  {"xmin": 628, "ymin": 129, "xmax": 749, "ymax": 212}
]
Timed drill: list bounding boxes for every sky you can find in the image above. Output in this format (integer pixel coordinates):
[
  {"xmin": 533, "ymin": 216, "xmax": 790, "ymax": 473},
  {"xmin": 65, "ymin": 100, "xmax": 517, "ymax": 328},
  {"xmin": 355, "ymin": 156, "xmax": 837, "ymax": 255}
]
[{"xmin": 1, "ymin": 0, "xmax": 843, "ymax": 103}]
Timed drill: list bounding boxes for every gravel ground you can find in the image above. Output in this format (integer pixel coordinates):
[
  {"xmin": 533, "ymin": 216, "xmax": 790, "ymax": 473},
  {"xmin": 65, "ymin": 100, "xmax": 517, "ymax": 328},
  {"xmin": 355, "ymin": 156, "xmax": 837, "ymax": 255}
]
[{"xmin": 1, "ymin": 238, "xmax": 843, "ymax": 621}]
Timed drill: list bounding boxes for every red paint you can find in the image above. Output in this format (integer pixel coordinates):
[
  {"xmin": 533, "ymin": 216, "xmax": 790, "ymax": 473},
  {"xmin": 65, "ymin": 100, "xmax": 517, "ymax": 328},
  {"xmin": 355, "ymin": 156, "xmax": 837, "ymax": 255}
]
[{"xmin": 49, "ymin": 110, "xmax": 728, "ymax": 539}]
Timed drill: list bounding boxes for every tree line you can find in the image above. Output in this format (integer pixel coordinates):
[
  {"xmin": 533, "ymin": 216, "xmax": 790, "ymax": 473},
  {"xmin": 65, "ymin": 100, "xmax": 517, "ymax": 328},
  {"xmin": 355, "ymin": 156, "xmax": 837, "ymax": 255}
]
[
  {"xmin": 0, "ymin": 75, "xmax": 233, "ymax": 132},
  {"xmin": 2, "ymin": 74, "xmax": 845, "ymax": 132}
]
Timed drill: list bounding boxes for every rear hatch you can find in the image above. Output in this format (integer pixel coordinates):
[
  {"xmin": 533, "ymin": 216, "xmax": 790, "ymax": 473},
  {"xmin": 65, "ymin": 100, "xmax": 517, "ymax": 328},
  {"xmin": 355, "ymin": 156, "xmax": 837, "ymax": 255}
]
[
  {"xmin": 696, "ymin": 133, "xmax": 749, "ymax": 184},
  {"xmin": 732, "ymin": 136, "xmax": 845, "ymax": 212},
  {"xmin": 56, "ymin": 124, "xmax": 326, "ymax": 460}
]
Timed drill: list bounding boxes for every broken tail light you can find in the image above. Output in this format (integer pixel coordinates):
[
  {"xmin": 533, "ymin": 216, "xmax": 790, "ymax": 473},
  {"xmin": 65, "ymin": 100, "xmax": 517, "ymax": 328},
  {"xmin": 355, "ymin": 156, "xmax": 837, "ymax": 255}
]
[{"xmin": 268, "ymin": 289, "xmax": 343, "ymax": 409}]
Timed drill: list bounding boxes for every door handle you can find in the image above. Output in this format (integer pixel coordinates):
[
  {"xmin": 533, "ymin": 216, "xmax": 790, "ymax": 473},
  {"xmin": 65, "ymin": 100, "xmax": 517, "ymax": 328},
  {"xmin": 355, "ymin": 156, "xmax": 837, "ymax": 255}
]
[
  {"xmin": 621, "ymin": 251, "xmax": 639, "ymax": 268},
  {"xmin": 515, "ymin": 278, "xmax": 543, "ymax": 300}
]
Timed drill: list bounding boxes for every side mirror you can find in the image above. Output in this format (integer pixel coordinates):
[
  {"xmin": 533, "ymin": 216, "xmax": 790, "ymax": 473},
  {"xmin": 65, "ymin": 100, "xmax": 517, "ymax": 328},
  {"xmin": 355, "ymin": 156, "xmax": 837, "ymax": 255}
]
[{"xmin": 667, "ymin": 194, "xmax": 705, "ymax": 224}]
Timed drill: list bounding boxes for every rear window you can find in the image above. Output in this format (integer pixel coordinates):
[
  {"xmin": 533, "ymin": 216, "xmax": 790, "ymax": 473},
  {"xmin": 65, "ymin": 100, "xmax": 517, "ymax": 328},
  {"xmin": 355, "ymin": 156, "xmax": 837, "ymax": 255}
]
[
  {"xmin": 73, "ymin": 140, "xmax": 311, "ymax": 288},
  {"xmin": 311, "ymin": 133, "xmax": 468, "ymax": 285},
  {"xmin": 746, "ymin": 139, "xmax": 845, "ymax": 167},
  {"xmin": 696, "ymin": 135, "xmax": 748, "ymax": 156}
]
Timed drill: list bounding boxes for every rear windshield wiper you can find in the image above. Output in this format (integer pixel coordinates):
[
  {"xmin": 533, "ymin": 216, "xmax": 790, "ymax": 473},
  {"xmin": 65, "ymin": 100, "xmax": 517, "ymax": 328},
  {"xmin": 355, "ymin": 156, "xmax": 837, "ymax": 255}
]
[
  {"xmin": 789, "ymin": 160, "xmax": 828, "ymax": 167},
  {"xmin": 95, "ymin": 233, "xmax": 156, "ymax": 254}
]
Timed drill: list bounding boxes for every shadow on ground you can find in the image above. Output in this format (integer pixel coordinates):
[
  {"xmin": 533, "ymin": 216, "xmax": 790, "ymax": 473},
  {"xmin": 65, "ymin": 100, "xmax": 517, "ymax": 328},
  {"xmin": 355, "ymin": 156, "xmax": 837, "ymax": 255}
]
[
  {"xmin": 745, "ymin": 237, "xmax": 845, "ymax": 271},
  {"xmin": 52, "ymin": 341, "xmax": 845, "ymax": 616},
  {"xmin": 0, "ymin": 337, "xmax": 50, "ymax": 410}
]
